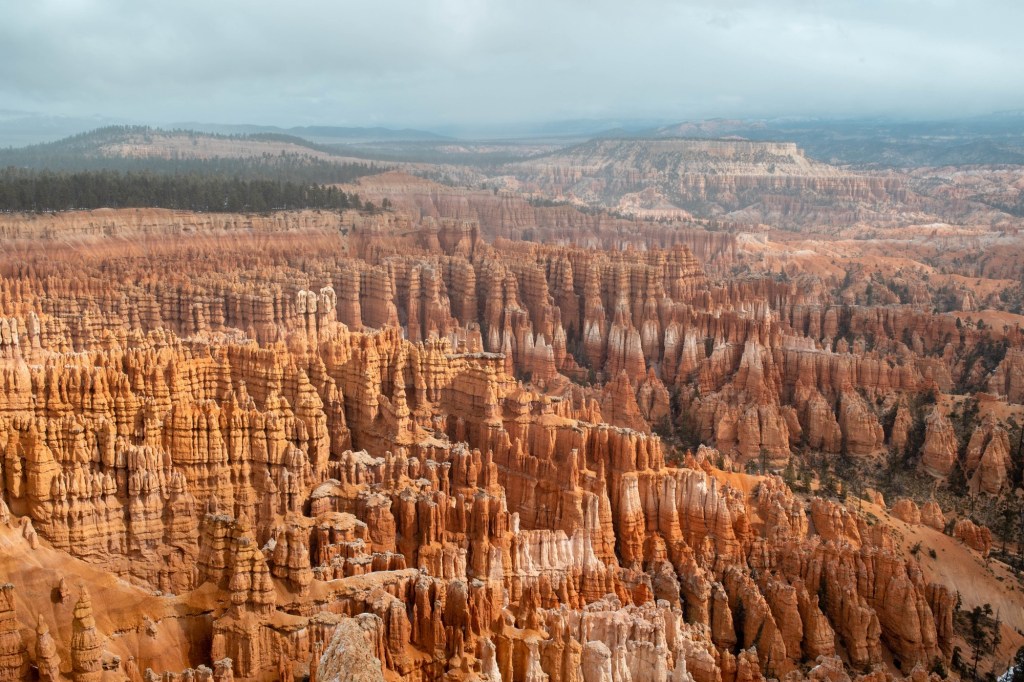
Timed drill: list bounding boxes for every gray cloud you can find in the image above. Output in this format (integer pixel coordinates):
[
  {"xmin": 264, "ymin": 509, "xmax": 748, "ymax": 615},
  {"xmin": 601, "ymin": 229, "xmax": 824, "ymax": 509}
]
[{"xmin": 1, "ymin": 0, "xmax": 1022, "ymax": 128}]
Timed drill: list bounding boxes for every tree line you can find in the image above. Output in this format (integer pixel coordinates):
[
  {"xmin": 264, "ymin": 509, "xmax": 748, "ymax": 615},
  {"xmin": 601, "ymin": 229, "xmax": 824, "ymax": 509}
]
[
  {"xmin": 0, "ymin": 168, "xmax": 373, "ymax": 214},
  {"xmin": 0, "ymin": 152, "xmax": 383, "ymax": 185}
]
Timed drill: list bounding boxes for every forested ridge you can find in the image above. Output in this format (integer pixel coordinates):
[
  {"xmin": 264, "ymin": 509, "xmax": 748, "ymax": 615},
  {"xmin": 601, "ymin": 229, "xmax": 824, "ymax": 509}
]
[
  {"xmin": 0, "ymin": 168, "xmax": 372, "ymax": 213},
  {"xmin": 0, "ymin": 151, "xmax": 383, "ymax": 185},
  {"xmin": 0, "ymin": 126, "xmax": 387, "ymax": 183}
]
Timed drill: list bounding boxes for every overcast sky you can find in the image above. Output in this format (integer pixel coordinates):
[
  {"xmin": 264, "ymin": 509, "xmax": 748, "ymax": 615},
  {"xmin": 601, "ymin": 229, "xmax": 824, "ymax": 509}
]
[{"xmin": 2, "ymin": 0, "xmax": 1022, "ymax": 129}]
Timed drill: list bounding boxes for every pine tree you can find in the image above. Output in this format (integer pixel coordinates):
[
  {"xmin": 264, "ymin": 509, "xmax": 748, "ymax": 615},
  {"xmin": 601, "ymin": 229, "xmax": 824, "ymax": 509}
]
[
  {"xmin": 1010, "ymin": 646, "xmax": 1024, "ymax": 682},
  {"xmin": 967, "ymin": 604, "xmax": 996, "ymax": 680}
]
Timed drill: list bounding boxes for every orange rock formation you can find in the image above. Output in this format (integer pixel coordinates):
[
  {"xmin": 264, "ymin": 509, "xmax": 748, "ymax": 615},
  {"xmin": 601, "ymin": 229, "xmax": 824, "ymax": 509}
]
[{"xmin": 0, "ymin": 202, "xmax": 1015, "ymax": 682}]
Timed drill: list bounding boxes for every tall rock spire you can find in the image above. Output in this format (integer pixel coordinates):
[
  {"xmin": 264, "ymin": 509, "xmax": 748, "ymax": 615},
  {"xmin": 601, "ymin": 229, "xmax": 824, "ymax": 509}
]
[{"xmin": 70, "ymin": 587, "xmax": 103, "ymax": 682}]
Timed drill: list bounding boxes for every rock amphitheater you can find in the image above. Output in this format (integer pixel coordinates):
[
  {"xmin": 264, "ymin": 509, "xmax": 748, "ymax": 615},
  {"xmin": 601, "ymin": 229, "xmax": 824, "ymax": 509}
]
[{"xmin": 0, "ymin": 179, "xmax": 1020, "ymax": 682}]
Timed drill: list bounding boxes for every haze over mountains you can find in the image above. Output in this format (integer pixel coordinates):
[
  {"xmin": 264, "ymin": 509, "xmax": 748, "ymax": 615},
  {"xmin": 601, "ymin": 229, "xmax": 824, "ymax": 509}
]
[
  {"xmin": 0, "ymin": 113, "xmax": 449, "ymax": 148},
  {"xmin": 6, "ymin": 120, "xmax": 1023, "ymax": 227},
  {"xmin": 5, "ymin": 110, "xmax": 1024, "ymax": 168}
]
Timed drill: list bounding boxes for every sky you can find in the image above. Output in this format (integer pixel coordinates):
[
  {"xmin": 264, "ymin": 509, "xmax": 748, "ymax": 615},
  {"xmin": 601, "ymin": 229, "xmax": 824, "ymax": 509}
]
[{"xmin": 1, "ymin": 0, "xmax": 1023, "ymax": 131}]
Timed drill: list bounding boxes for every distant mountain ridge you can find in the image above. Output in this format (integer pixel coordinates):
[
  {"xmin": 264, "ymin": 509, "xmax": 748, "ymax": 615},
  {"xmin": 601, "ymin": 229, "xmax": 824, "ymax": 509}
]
[
  {"xmin": 625, "ymin": 116, "xmax": 1024, "ymax": 167},
  {"xmin": 174, "ymin": 122, "xmax": 451, "ymax": 143},
  {"xmin": 495, "ymin": 136, "xmax": 907, "ymax": 226},
  {"xmin": 0, "ymin": 125, "xmax": 368, "ymax": 161},
  {"xmin": 0, "ymin": 114, "xmax": 450, "ymax": 148},
  {"xmin": 0, "ymin": 126, "xmax": 386, "ymax": 184}
]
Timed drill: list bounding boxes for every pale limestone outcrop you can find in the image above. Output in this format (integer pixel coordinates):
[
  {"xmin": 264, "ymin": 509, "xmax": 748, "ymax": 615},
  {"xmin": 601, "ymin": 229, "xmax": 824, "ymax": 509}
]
[{"xmin": 317, "ymin": 616, "xmax": 386, "ymax": 682}]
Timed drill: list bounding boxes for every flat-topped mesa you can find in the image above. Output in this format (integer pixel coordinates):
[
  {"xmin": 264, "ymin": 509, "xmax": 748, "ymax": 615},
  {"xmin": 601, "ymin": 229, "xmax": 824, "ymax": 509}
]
[{"xmin": 502, "ymin": 138, "xmax": 908, "ymax": 228}]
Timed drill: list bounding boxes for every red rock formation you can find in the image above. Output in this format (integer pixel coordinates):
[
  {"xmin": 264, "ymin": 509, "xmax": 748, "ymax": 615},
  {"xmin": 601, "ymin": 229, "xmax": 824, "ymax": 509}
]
[
  {"xmin": 890, "ymin": 499, "xmax": 922, "ymax": 525},
  {"xmin": 920, "ymin": 502, "xmax": 946, "ymax": 531},
  {"xmin": 953, "ymin": 519, "xmax": 992, "ymax": 555},
  {"xmin": 600, "ymin": 370, "xmax": 649, "ymax": 433},
  {"xmin": 837, "ymin": 390, "xmax": 884, "ymax": 457},
  {"xmin": 71, "ymin": 588, "xmax": 103, "ymax": 682},
  {"xmin": 0, "ymin": 584, "xmax": 27, "ymax": 681},
  {"xmin": 0, "ymin": 206, "xmax": 1007, "ymax": 682},
  {"xmin": 919, "ymin": 409, "xmax": 958, "ymax": 478},
  {"xmin": 965, "ymin": 418, "xmax": 1011, "ymax": 495},
  {"xmin": 989, "ymin": 349, "xmax": 1024, "ymax": 404},
  {"xmin": 890, "ymin": 400, "xmax": 914, "ymax": 454},
  {"xmin": 34, "ymin": 615, "xmax": 61, "ymax": 682}
]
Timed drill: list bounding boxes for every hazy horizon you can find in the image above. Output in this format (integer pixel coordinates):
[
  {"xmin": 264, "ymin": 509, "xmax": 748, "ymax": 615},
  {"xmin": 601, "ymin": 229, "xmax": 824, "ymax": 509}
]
[{"xmin": 2, "ymin": 0, "xmax": 1023, "ymax": 133}]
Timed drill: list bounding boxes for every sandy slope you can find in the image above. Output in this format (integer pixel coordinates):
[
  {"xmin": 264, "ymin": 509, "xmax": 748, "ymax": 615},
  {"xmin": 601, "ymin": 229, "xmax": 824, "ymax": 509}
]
[{"xmin": 0, "ymin": 519, "xmax": 215, "ymax": 674}]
